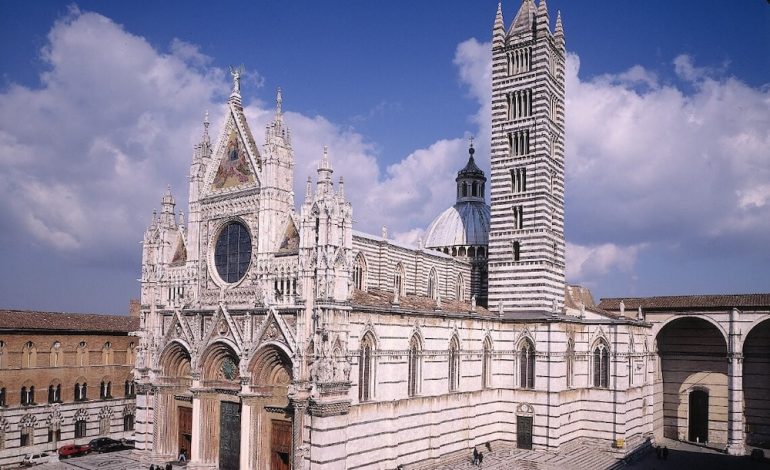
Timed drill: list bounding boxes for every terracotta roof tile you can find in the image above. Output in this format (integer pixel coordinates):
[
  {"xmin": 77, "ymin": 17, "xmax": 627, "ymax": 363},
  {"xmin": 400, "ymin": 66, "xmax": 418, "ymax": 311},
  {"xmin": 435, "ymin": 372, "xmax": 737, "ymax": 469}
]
[
  {"xmin": 597, "ymin": 293, "xmax": 770, "ymax": 311},
  {"xmin": 351, "ymin": 289, "xmax": 491, "ymax": 316},
  {"xmin": 0, "ymin": 309, "xmax": 139, "ymax": 333}
]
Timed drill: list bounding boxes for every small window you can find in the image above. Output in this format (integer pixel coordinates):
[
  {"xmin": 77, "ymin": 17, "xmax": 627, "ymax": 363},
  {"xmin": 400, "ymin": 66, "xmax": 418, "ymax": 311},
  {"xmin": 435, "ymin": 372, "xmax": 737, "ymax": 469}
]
[
  {"xmin": 513, "ymin": 241, "xmax": 521, "ymax": 261},
  {"xmin": 353, "ymin": 254, "xmax": 367, "ymax": 291},
  {"xmin": 20, "ymin": 426, "xmax": 33, "ymax": 447},
  {"xmin": 123, "ymin": 414, "xmax": 134, "ymax": 431},
  {"xmin": 358, "ymin": 334, "xmax": 376, "ymax": 402},
  {"xmin": 593, "ymin": 341, "xmax": 610, "ymax": 388},
  {"xmin": 519, "ymin": 340, "xmax": 535, "ymax": 389},
  {"xmin": 407, "ymin": 335, "xmax": 421, "ymax": 397},
  {"xmin": 448, "ymin": 336, "xmax": 460, "ymax": 392},
  {"xmin": 427, "ymin": 269, "xmax": 438, "ymax": 300},
  {"xmin": 482, "ymin": 338, "xmax": 492, "ymax": 389},
  {"xmin": 74, "ymin": 420, "xmax": 87, "ymax": 439}
]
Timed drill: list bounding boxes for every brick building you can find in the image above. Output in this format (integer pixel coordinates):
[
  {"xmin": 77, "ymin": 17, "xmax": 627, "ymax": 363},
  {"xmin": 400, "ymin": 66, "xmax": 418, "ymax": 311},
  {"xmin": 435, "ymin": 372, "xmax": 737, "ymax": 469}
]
[{"xmin": 0, "ymin": 310, "xmax": 138, "ymax": 467}]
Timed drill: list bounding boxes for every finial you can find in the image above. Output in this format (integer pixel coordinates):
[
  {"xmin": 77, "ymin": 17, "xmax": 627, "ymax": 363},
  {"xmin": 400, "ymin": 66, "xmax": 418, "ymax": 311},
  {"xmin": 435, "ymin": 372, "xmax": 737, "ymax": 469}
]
[
  {"xmin": 276, "ymin": 87, "xmax": 283, "ymax": 115},
  {"xmin": 468, "ymin": 136, "xmax": 475, "ymax": 156},
  {"xmin": 381, "ymin": 226, "xmax": 388, "ymax": 240},
  {"xmin": 165, "ymin": 184, "xmax": 172, "ymax": 196},
  {"xmin": 229, "ymin": 65, "xmax": 244, "ymax": 95},
  {"xmin": 322, "ymin": 145, "xmax": 329, "ymax": 168},
  {"xmin": 338, "ymin": 176, "xmax": 345, "ymax": 198},
  {"xmin": 204, "ymin": 110, "xmax": 209, "ymax": 127}
]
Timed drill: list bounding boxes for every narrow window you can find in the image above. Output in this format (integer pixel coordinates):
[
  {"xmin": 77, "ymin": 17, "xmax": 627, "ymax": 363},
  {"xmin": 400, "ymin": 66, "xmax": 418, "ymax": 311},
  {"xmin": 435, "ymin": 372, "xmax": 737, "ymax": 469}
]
[
  {"xmin": 593, "ymin": 341, "xmax": 610, "ymax": 388},
  {"xmin": 353, "ymin": 254, "xmax": 366, "ymax": 291},
  {"xmin": 519, "ymin": 340, "xmax": 535, "ymax": 389},
  {"xmin": 427, "ymin": 269, "xmax": 438, "ymax": 300},
  {"xmin": 482, "ymin": 338, "xmax": 492, "ymax": 389},
  {"xmin": 448, "ymin": 337, "xmax": 460, "ymax": 392},
  {"xmin": 408, "ymin": 336, "xmax": 421, "ymax": 397},
  {"xmin": 566, "ymin": 340, "xmax": 575, "ymax": 388},
  {"xmin": 74, "ymin": 419, "xmax": 87, "ymax": 438},
  {"xmin": 123, "ymin": 414, "xmax": 135, "ymax": 431},
  {"xmin": 513, "ymin": 241, "xmax": 521, "ymax": 261},
  {"xmin": 358, "ymin": 334, "xmax": 375, "ymax": 402}
]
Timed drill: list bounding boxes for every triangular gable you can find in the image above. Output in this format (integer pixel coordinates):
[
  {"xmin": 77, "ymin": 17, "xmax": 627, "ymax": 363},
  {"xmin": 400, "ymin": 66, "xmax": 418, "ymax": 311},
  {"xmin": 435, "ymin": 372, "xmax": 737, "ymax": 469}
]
[
  {"xmin": 204, "ymin": 102, "xmax": 261, "ymax": 194},
  {"xmin": 200, "ymin": 305, "xmax": 243, "ymax": 351},
  {"xmin": 162, "ymin": 310, "xmax": 194, "ymax": 347},
  {"xmin": 254, "ymin": 307, "xmax": 296, "ymax": 354},
  {"xmin": 169, "ymin": 234, "xmax": 187, "ymax": 267},
  {"xmin": 277, "ymin": 217, "xmax": 300, "ymax": 255}
]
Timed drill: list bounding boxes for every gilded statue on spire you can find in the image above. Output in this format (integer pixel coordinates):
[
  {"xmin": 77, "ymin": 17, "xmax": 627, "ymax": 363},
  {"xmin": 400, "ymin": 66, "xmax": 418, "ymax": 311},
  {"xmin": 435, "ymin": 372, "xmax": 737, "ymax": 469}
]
[{"xmin": 229, "ymin": 65, "xmax": 245, "ymax": 95}]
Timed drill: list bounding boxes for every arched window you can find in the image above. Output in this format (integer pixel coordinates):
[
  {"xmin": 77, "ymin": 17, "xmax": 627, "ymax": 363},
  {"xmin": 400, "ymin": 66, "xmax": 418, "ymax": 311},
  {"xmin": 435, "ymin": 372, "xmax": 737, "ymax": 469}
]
[
  {"xmin": 102, "ymin": 342, "xmax": 113, "ymax": 365},
  {"xmin": 407, "ymin": 335, "xmax": 421, "ymax": 397},
  {"xmin": 75, "ymin": 382, "xmax": 87, "ymax": 402},
  {"xmin": 482, "ymin": 337, "xmax": 492, "ymax": 389},
  {"xmin": 593, "ymin": 340, "xmax": 610, "ymax": 388},
  {"xmin": 358, "ymin": 333, "xmax": 375, "ymax": 402},
  {"xmin": 427, "ymin": 268, "xmax": 438, "ymax": 300},
  {"xmin": 126, "ymin": 342, "xmax": 135, "ymax": 365},
  {"xmin": 472, "ymin": 182, "xmax": 478, "ymax": 197},
  {"xmin": 20, "ymin": 385, "xmax": 35, "ymax": 406},
  {"xmin": 566, "ymin": 339, "xmax": 575, "ymax": 388},
  {"xmin": 76, "ymin": 341, "xmax": 88, "ymax": 367},
  {"xmin": 394, "ymin": 263, "xmax": 405, "ymax": 297},
  {"xmin": 123, "ymin": 414, "xmax": 134, "ymax": 431},
  {"xmin": 74, "ymin": 417, "xmax": 87, "ymax": 438},
  {"xmin": 47, "ymin": 383, "xmax": 61, "ymax": 403},
  {"xmin": 462, "ymin": 182, "xmax": 468, "ymax": 197},
  {"xmin": 124, "ymin": 380, "xmax": 136, "ymax": 398},
  {"xmin": 353, "ymin": 254, "xmax": 367, "ymax": 291},
  {"xmin": 100, "ymin": 415, "xmax": 110, "ymax": 435},
  {"xmin": 100, "ymin": 380, "xmax": 112, "ymax": 399},
  {"xmin": 50, "ymin": 342, "xmax": 62, "ymax": 367},
  {"xmin": 22, "ymin": 341, "xmax": 36, "ymax": 369},
  {"xmin": 456, "ymin": 275, "xmax": 465, "ymax": 301},
  {"xmin": 519, "ymin": 339, "xmax": 535, "ymax": 389},
  {"xmin": 448, "ymin": 336, "xmax": 460, "ymax": 392}
]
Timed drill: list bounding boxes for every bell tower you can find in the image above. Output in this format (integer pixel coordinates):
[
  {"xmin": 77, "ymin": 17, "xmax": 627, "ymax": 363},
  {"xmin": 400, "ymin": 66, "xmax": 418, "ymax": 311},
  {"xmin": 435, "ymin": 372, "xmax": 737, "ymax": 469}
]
[{"xmin": 487, "ymin": 0, "xmax": 566, "ymax": 315}]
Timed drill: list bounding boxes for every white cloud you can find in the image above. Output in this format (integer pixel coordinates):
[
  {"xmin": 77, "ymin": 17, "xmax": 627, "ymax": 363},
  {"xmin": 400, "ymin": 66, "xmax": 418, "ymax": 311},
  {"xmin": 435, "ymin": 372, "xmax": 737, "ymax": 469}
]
[{"xmin": 566, "ymin": 242, "xmax": 646, "ymax": 281}]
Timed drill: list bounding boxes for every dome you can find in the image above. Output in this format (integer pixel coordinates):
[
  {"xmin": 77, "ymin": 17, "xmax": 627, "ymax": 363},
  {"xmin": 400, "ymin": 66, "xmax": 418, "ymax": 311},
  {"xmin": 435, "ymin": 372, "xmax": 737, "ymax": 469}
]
[{"xmin": 424, "ymin": 201, "xmax": 490, "ymax": 248}]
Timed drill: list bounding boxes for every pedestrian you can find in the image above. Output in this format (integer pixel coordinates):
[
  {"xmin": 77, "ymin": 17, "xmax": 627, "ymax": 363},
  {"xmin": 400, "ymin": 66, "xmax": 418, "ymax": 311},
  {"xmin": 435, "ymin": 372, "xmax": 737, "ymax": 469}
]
[
  {"xmin": 485, "ymin": 441, "xmax": 492, "ymax": 452},
  {"xmin": 663, "ymin": 446, "xmax": 669, "ymax": 460},
  {"xmin": 149, "ymin": 465, "xmax": 155, "ymax": 470},
  {"xmin": 472, "ymin": 447, "xmax": 479, "ymax": 465},
  {"xmin": 478, "ymin": 451, "xmax": 484, "ymax": 466},
  {"xmin": 655, "ymin": 445, "xmax": 661, "ymax": 459},
  {"xmin": 179, "ymin": 448, "xmax": 187, "ymax": 462},
  {"xmin": 166, "ymin": 463, "xmax": 172, "ymax": 470}
]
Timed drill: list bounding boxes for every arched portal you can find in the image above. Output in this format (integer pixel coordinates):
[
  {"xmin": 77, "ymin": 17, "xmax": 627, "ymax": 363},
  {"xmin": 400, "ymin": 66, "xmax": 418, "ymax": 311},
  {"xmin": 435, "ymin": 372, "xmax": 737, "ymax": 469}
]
[
  {"xmin": 655, "ymin": 317, "xmax": 727, "ymax": 446},
  {"xmin": 247, "ymin": 344, "xmax": 294, "ymax": 470},
  {"xmin": 744, "ymin": 319, "xmax": 770, "ymax": 448},
  {"xmin": 157, "ymin": 342, "xmax": 193, "ymax": 460}
]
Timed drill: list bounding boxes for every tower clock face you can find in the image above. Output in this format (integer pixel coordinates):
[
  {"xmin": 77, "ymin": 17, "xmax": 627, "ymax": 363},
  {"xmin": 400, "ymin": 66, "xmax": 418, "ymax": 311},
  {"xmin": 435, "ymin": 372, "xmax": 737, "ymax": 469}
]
[{"xmin": 214, "ymin": 221, "xmax": 252, "ymax": 283}]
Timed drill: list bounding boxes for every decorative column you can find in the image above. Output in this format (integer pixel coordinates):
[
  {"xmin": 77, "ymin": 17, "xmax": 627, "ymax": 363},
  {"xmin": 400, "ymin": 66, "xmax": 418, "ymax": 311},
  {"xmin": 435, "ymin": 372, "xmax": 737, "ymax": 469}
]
[
  {"xmin": 292, "ymin": 399, "xmax": 309, "ymax": 470},
  {"xmin": 726, "ymin": 307, "xmax": 745, "ymax": 455}
]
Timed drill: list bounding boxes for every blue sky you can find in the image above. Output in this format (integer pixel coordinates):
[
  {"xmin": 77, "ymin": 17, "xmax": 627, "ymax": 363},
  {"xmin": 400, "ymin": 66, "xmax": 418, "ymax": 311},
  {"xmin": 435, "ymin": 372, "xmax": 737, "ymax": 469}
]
[{"xmin": 1, "ymin": 1, "xmax": 769, "ymax": 314}]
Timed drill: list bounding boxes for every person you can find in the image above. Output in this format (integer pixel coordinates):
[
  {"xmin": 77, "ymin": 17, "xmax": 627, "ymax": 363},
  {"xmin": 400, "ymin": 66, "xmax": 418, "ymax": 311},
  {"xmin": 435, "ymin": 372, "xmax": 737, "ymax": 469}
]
[
  {"xmin": 178, "ymin": 448, "xmax": 187, "ymax": 462},
  {"xmin": 472, "ymin": 447, "xmax": 479, "ymax": 465},
  {"xmin": 662, "ymin": 446, "xmax": 669, "ymax": 460},
  {"xmin": 478, "ymin": 451, "xmax": 484, "ymax": 467},
  {"xmin": 655, "ymin": 445, "xmax": 661, "ymax": 459},
  {"xmin": 165, "ymin": 463, "xmax": 172, "ymax": 470},
  {"xmin": 149, "ymin": 465, "xmax": 155, "ymax": 470},
  {"xmin": 485, "ymin": 441, "xmax": 492, "ymax": 452}
]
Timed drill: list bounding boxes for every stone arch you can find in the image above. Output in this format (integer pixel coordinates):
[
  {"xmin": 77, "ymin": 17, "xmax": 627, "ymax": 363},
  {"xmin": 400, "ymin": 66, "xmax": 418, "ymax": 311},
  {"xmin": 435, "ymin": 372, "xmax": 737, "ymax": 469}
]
[
  {"xmin": 655, "ymin": 316, "xmax": 728, "ymax": 445},
  {"xmin": 158, "ymin": 340, "xmax": 192, "ymax": 380},
  {"xmin": 652, "ymin": 314, "xmax": 728, "ymax": 347},
  {"xmin": 248, "ymin": 343, "xmax": 293, "ymax": 387},
  {"xmin": 742, "ymin": 317, "xmax": 770, "ymax": 448},
  {"xmin": 740, "ymin": 313, "xmax": 770, "ymax": 352},
  {"xmin": 199, "ymin": 340, "xmax": 240, "ymax": 386},
  {"xmin": 353, "ymin": 252, "xmax": 367, "ymax": 291}
]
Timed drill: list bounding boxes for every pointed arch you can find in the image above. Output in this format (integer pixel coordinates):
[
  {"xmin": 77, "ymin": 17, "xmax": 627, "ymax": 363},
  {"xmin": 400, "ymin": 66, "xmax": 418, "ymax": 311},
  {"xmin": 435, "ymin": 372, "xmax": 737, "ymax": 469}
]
[
  {"xmin": 448, "ymin": 335, "xmax": 460, "ymax": 392},
  {"xmin": 21, "ymin": 341, "xmax": 36, "ymax": 369},
  {"xmin": 407, "ymin": 334, "xmax": 422, "ymax": 397},
  {"xmin": 518, "ymin": 337, "xmax": 535, "ymax": 389},
  {"xmin": 158, "ymin": 340, "xmax": 192, "ymax": 386},
  {"xmin": 353, "ymin": 252, "xmax": 367, "ymax": 291},
  {"xmin": 358, "ymin": 332, "xmax": 377, "ymax": 402},
  {"xmin": 566, "ymin": 337, "xmax": 575, "ymax": 388},
  {"xmin": 482, "ymin": 336, "xmax": 493, "ymax": 389},
  {"xmin": 456, "ymin": 274, "xmax": 465, "ymax": 301},
  {"xmin": 249, "ymin": 343, "xmax": 293, "ymax": 386},
  {"xmin": 199, "ymin": 340, "xmax": 240, "ymax": 387},
  {"xmin": 427, "ymin": 268, "xmax": 438, "ymax": 300},
  {"xmin": 394, "ymin": 263, "xmax": 406, "ymax": 297},
  {"xmin": 592, "ymin": 337, "xmax": 611, "ymax": 388}
]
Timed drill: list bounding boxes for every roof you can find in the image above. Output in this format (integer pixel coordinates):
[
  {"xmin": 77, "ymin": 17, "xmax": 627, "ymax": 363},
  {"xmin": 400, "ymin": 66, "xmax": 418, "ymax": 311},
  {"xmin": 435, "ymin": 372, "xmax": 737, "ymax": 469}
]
[
  {"xmin": 0, "ymin": 309, "xmax": 139, "ymax": 333},
  {"xmin": 597, "ymin": 293, "xmax": 770, "ymax": 311},
  {"xmin": 424, "ymin": 201, "xmax": 490, "ymax": 248},
  {"xmin": 351, "ymin": 288, "xmax": 491, "ymax": 317}
]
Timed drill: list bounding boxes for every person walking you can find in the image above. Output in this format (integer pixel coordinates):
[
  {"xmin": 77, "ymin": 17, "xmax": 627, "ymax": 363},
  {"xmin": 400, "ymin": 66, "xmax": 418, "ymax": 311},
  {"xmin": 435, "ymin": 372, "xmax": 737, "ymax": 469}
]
[
  {"xmin": 478, "ymin": 451, "xmax": 484, "ymax": 467},
  {"xmin": 472, "ymin": 447, "xmax": 479, "ymax": 466}
]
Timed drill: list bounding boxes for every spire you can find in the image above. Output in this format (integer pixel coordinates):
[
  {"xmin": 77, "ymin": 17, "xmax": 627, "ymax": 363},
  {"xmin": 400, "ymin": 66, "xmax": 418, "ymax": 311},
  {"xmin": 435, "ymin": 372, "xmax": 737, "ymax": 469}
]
[
  {"xmin": 555, "ymin": 10, "xmax": 564, "ymax": 44},
  {"xmin": 510, "ymin": 0, "xmax": 536, "ymax": 36},
  {"xmin": 160, "ymin": 185, "xmax": 176, "ymax": 227},
  {"xmin": 202, "ymin": 110, "xmax": 210, "ymax": 146},
  {"xmin": 493, "ymin": 2, "xmax": 505, "ymax": 48},
  {"xmin": 316, "ymin": 146, "xmax": 334, "ymax": 195},
  {"xmin": 456, "ymin": 137, "xmax": 486, "ymax": 203},
  {"xmin": 305, "ymin": 176, "xmax": 313, "ymax": 202},
  {"xmin": 276, "ymin": 87, "xmax": 283, "ymax": 116},
  {"xmin": 338, "ymin": 176, "xmax": 345, "ymax": 199},
  {"xmin": 537, "ymin": 0, "xmax": 550, "ymax": 32}
]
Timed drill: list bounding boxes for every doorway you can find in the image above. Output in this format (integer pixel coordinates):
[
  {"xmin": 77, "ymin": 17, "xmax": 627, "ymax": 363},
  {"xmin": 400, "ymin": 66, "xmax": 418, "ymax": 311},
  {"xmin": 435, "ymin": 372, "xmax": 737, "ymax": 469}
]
[
  {"xmin": 177, "ymin": 406, "xmax": 192, "ymax": 458},
  {"xmin": 270, "ymin": 420, "xmax": 291, "ymax": 470},
  {"xmin": 688, "ymin": 389, "xmax": 709, "ymax": 443},
  {"xmin": 517, "ymin": 415, "xmax": 533, "ymax": 450},
  {"xmin": 219, "ymin": 401, "xmax": 241, "ymax": 470}
]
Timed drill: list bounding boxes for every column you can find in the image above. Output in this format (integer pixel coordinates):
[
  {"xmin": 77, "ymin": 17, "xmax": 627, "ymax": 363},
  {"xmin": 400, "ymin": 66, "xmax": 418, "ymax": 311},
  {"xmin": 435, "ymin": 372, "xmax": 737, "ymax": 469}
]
[
  {"xmin": 727, "ymin": 352, "xmax": 745, "ymax": 455},
  {"xmin": 292, "ymin": 400, "xmax": 309, "ymax": 470}
]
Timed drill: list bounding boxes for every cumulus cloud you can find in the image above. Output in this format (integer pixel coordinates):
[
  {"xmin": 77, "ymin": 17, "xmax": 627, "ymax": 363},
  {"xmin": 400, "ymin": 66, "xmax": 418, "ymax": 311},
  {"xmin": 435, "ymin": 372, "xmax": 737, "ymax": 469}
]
[{"xmin": 566, "ymin": 242, "xmax": 647, "ymax": 281}]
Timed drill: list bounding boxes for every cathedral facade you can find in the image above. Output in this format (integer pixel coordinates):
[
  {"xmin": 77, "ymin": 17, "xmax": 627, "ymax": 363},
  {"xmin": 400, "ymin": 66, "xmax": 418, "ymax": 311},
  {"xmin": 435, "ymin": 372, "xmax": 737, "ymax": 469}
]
[{"xmin": 133, "ymin": 2, "xmax": 767, "ymax": 469}]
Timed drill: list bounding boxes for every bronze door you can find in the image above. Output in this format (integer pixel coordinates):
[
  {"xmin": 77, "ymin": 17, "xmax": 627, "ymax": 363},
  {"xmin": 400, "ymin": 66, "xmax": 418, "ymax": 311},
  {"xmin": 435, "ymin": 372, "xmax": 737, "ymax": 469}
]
[
  {"xmin": 517, "ymin": 415, "xmax": 533, "ymax": 450},
  {"xmin": 219, "ymin": 402, "xmax": 241, "ymax": 470},
  {"xmin": 270, "ymin": 420, "xmax": 291, "ymax": 470},
  {"xmin": 178, "ymin": 406, "xmax": 192, "ymax": 458}
]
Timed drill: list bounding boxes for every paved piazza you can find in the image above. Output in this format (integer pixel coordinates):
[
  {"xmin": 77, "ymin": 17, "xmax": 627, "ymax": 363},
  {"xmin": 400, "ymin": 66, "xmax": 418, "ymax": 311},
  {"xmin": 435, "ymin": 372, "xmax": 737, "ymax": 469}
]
[{"xmin": 32, "ymin": 450, "xmax": 183, "ymax": 470}]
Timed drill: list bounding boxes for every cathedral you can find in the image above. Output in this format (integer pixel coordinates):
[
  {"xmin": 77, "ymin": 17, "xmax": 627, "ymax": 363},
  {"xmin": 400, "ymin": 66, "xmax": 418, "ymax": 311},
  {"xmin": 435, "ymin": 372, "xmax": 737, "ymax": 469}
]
[{"xmin": 133, "ymin": 1, "xmax": 769, "ymax": 469}]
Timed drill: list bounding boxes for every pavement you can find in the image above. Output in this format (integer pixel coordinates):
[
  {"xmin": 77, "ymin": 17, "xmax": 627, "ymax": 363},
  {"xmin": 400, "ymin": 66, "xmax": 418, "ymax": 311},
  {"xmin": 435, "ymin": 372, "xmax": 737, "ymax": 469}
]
[
  {"xmin": 31, "ymin": 450, "xmax": 186, "ymax": 470},
  {"xmin": 623, "ymin": 438, "xmax": 770, "ymax": 470}
]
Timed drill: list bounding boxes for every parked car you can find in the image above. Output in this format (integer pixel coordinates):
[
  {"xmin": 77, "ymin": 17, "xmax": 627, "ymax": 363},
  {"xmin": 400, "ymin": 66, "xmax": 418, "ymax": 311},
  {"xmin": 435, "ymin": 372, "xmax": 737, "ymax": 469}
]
[
  {"xmin": 58, "ymin": 443, "xmax": 91, "ymax": 458},
  {"xmin": 21, "ymin": 452, "xmax": 58, "ymax": 466},
  {"xmin": 88, "ymin": 437, "xmax": 122, "ymax": 453}
]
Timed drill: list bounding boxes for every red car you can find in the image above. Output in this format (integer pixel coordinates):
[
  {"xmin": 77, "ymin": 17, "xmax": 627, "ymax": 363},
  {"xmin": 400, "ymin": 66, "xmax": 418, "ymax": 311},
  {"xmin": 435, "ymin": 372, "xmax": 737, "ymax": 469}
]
[{"xmin": 58, "ymin": 443, "xmax": 91, "ymax": 458}]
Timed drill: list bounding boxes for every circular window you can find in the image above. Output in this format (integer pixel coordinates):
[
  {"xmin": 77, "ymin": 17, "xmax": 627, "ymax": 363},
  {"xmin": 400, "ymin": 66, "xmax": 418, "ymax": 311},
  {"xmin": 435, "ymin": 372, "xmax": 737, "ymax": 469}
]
[{"xmin": 214, "ymin": 221, "xmax": 252, "ymax": 283}]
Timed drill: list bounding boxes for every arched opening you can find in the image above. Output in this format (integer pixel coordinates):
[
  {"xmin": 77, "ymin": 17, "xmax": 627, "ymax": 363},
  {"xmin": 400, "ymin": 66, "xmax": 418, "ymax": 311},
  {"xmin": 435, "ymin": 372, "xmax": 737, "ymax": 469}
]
[
  {"xmin": 744, "ymin": 319, "xmax": 770, "ymax": 448},
  {"xmin": 519, "ymin": 339, "xmax": 535, "ymax": 389},
  {"xmin": 159, "ymin": 342, "xmax": 192, "ymax": 386},
  {"xmin": 448, "ymin": 336, "xmax": 460, "ymax": 392},
  {"xmin": 353, "ymin": 253, "xmax": 367, "ymax": 291},
  {"xmin": 592, "ymin": 339, "xmax": 610, "ymax": 388},
  {"xmin": 427, "ymin": 269, "xmax": 438, "ymax": 300},
  {"xmin": 408, "ymin": 335, "xmax": 421, "ymax": 397},
  {"xmin": 566, "ymin": 339, "xmax": 575, "ymax": 388},
  {"xmin": 394, "ymin": 263, "xmax": 405, "ymax": 297},
  {"xmin": 359, "ymin": 333, "xmax": 376, "ymax": 402},
  {"xmin": 655, "ymin": 317, "xmax": 727, "ymax": 445},
  {"xmin": 482, "ymin": 337, "xmax": 492, "ymax": 389}
]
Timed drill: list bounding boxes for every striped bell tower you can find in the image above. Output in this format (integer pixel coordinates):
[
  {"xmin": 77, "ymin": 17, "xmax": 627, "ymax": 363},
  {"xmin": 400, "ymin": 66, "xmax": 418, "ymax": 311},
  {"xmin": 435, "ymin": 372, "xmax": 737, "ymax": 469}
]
[{"xmin": 488, "ymin": 0, "xmax": 566, "ymax": 315}]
